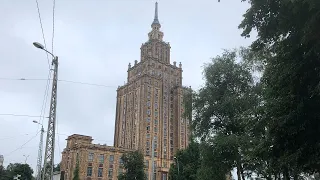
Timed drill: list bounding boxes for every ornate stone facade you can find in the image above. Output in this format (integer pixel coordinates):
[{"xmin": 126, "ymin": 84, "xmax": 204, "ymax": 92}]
[
  {"xmin": 61, "ymin": 134, "xmax": 132, "ymax": 180},
  {"xmin": 61, "ymin": 3, "xmax": 190, "ymax": 180},
  {"xmin": 113, "ymin": 2, "xmax": 190, "ymax": 179}
]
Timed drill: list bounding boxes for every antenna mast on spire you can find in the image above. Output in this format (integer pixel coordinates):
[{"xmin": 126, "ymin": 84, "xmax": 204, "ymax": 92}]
[{"xmin": 152, "ymin": 2, "xmax": 160, "ymax": 25}]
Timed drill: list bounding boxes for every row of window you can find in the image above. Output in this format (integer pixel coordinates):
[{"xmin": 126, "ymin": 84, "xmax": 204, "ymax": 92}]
[
  {"xmin": 88, "ymin": 153, "xmax": 116, "ymax": 163},
  {"xmin": 86, "ymin": 167, "xmax": 117, "ymax": 178}
]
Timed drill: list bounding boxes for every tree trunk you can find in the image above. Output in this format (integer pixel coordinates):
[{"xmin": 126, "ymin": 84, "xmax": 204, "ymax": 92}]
[
  {"xmin": 283, "ymin": 167, "xmax": 290, "ymax": 180},
  {"xmin": 240, "ymin": 164, "xmax": 245, "ymax": 180},
  {"xmin": 237, "ymin": 164, "xmax": 242, "ymax": 180}
]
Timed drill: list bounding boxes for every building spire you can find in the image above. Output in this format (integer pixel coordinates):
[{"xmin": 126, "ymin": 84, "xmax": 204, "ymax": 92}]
[
  {"xmin": 148, "ymin": 2, "xmax": 163, "ymax": 41},
  {"xmin": 152, "ymin": 2, "xmax": 160, "ymax": 26}
]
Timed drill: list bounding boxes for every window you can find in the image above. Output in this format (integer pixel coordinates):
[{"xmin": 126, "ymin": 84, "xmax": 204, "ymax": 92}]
[
  {"xmin": 147, "ymin": 110, "xmax": 151, "ymax": 115},
  {"xmin": 109, "ymin": 155, "xmax": 114, "ymax": 163},
  {"xmin": 108, "ymin": 168, "xmax": 113, "ymax": 178},
  {"xmin": 88, "ymin": 152, "xmax": 94, "ymax": 162},
  {"xmin": 146, "ymin": 126, "xmax": 150, "ymax": 131},
  {"xmin": 98, "ymin": 168, "xmax": 103, "ymax": 177},
  {"xmin": 119, "ymin": 158, "xmax": 123, "ymax": 165},
  {"xmin": 99, "ymin": 154, "xmax": 104, "ymax": 163},
  {"xmin": 146, "ymin": 117, "xmax": 150, "ymax": 122},
  {"xmin": 163, "ymin": 173, "xmax": 167, "ymax": 180},
  {"xmin": 145, "ymin": 160, "xmax": 149, "ymax": 168},
  {"xmin": 87, "ymin": 167, "xmax": 92, "ymax": 176},
  {"xmin": 146, "ymin": 134, "xmax": 150, "ymax": 139}
]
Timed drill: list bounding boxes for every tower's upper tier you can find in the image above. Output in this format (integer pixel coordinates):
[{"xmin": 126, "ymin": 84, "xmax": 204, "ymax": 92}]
[{"xmin": 140, "ymin": 2, "xmax": 171, "ymax": 64}]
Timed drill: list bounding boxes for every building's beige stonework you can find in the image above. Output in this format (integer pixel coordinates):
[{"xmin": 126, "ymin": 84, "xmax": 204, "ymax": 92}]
[
  {"xmin": 61, "ymin": 3, "xmax": 190, "ymax": 180},
  {"xmin": 61, "ymin": 134, "xmax": 132, "ymax": 180}
]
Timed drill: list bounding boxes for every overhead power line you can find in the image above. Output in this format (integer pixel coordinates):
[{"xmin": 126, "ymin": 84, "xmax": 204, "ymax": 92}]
[
  {"xmin": 0, "ymin": 77, "xmax": 117, "ymax": 88},
  {"xmin": 52, "ymin": 0, "xmax": 56, "ymax": 55},
  {"xmin": 35, "ymin": 0, "xmax": 50, "ymax": 67},
  {"xmin": 0, "ymin": 113, "xmax": 45, "ymax": 118},
  {"xmin": 35, "ymin": 0, "xmax": 54, "ymax": 128},
  {"xmin": 0, "ymin": 133, "xmax": 32, "ymax": 141},
  {"xmin": 5, "ymin": 130, "xmax": 40, "ymax": 157}
]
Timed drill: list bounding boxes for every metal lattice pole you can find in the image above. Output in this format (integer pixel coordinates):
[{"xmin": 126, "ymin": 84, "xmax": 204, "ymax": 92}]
[
  {"xmin": 36, "ymin": 126, "xmax": 44, "ymax": 180},
  {"xmin": 42, "ymin": 56, "xmax": 59, "ymax": 180}
]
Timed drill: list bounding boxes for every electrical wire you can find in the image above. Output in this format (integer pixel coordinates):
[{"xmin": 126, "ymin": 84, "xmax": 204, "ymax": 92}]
[
  {"xmin": 0, "ymin": 77, "xmax": 117, "ymax": 88},
  {"xmin": 52, "ymin": 0, "xmax": 60, "ymax": 158},
  {"xmin": 52, "ymin": 0, "xmax": 56, "ymax": 55},
  {"xmin": 4, "ymin": 130, "xmax": 40, "ymax": 157},
  {"xmin": 35, "ymin": 0, "xmax": 54, "ymax": 128},
  {"xmin": 0, "ymin": 133, "xmax": 31, "ymax": 141},
  {"xmin": 35, "ymin": 0, "xmax": 50, "ymax": 68},
  {"xmin": 0, "ymin": 113, "xmax": 45, "ymax": 118}
]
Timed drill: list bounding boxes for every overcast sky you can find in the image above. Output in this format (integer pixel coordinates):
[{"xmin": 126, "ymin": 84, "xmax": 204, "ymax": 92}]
[{"xmin": 0, "ymin": 0, "xmax": 254, "ymax": 174}]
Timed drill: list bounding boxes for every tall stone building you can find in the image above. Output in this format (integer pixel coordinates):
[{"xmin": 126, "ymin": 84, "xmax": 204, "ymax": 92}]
[
  {"xmin": 61, "ymin": 2, "xmax": 190, "ymax": 180},
  {"xmin": 113, "ymin": 1, "xmax": 190, "ymax": 179}
]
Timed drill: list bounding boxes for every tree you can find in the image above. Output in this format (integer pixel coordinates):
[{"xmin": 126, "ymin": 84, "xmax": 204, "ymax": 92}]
[
  {"xmin": 168, "ymin": 141, "xmax": 200, "ymax": 180},
  {"xmin": 238, "ymin": 0, "xmax": 320, "ymax": 175},
  {"xmin": 6, "ymin": 163, "xmax": 33, "ymax": 180},
  {"xmin": 53, "ymin": 163, "xmax": 60, "ymax": 172},
  {"xmin": 196, "ymin": 140, "xmax": 232, "ymax": 180},
  {"xmin": 192, "ymin": 49, "xmax": 263, "ymax": 180},
  {"xmin": 118, "ymin": 151, "xmax": 146, "ymax": 180},
  {"xmin": 0, "ymin": 165, "xmax": 9, "ymax": 180}
]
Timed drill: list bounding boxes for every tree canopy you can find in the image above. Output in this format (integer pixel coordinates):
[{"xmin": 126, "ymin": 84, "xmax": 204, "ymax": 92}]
[
  {"xmin": 168, "ymin": 141, "xmax": 200, "ymax": 180},
  {"xmin": 2, "ymin": 163, "xmax": 34, "ymax": 180},
  {"xmin": 239, "ymin": 0, "xmax": 320, "ymax": 175},
  {"xmin": 118, "ymin": 151, "xmax": 146, "ymax": 180}
]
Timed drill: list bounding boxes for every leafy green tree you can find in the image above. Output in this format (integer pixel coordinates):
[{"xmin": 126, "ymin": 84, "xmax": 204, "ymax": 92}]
[
  {"xmin": 0, "ymin": 165, "xmax": 9, "ymax": 180},
  {"xmin": 53, "ymin": 163, "xmax": 60, "ymax": 172},
  {"xmin": 6, "ymin": 163, "xmax": 33, "ymax": 180},
  {"xmin": 238, "ymin": 0, "xmax": 320, "ymax": 176},
  {"xmin": 196, "ymin": 141, "xmax": 232, "ymax": 180},
  {"xmin": 192, "ymin": 48, "xmax": 264, "ymax": 180},
  {"xmin": 118, "ymin": 151, "xmax": 146, "ymax": 180},
  {"xmin": 169, "ymin": 141, "xmax": 200, "ymax": 180}
]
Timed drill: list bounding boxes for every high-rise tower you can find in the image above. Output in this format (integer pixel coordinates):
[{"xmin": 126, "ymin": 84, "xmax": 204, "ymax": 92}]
[
  {"xmin": 113, "ymin": 2, "xmax": 190, "ymax": 179},
  {"xmin": 60, "ymin": 3, "xmax": 191, "ymax": 180}
]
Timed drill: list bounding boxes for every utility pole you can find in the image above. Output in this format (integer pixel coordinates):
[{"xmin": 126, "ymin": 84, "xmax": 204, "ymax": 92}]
[
  {"xmin": 34, "ymin": 122, "xmax": 44, "ymax": 180},
  {"xmin": 42, "ymin": 56, "xmax": 58, "ymax": 180},
  {"xmin": 33, "ymin": 42, "xmax": 59, "ymax": 180}
]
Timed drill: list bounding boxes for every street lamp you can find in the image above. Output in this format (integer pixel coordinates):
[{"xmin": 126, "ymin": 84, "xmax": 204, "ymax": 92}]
[
  {"xmin": 33, "ymin": 42, "xmax": 59, "ymax": 180},
  {"xmin": 33, "ymin": 120, "xmax": 45, "ymax": 180},
  {"xmin": 33, "ymin": 42, "xmax": 55, "ymax": 58},
  {"xmin": 174, "ymin": 157, "xmax": 179, "ymax": 180},
  {"xmin": 23, "ymin": 155, "xmax": 29, "ymax": 164}
]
